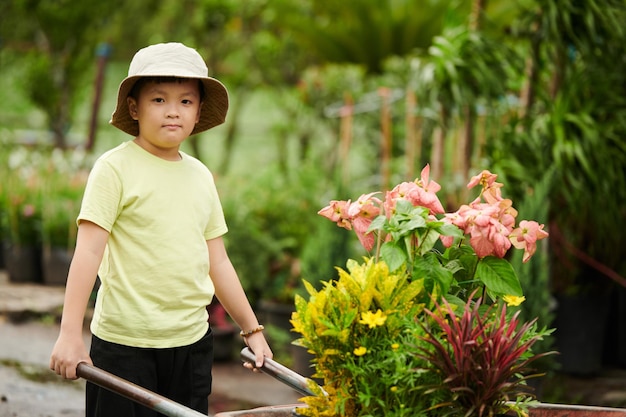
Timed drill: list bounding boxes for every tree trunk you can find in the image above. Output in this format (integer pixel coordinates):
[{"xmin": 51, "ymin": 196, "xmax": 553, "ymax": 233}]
[
  {"xmin": 431, "ymin": 106, "xmax": 447, "ymax": 181},
  {"xmin": 218, "ymin": 89, "xmax": 247, "ymax": 175},
  {"xmin": 469, "ymin": 0, "xmax": 486, "ymax": 31},
  {"xmin": 518, "ymin": 20, "xmax": 542, "ymax": 125}
]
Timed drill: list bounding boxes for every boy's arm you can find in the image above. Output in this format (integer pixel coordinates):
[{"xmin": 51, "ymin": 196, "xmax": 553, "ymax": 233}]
[
  {"xmin": 207, "ymin": 236, "xmax": 273, "ymax": 368},
  {"xmin": 50, "ymin": 221, "xmax": 109, "ymax": 380}
]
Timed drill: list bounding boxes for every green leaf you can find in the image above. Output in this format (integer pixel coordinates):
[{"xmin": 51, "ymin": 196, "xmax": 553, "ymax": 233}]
[
  {"xmin": 380, "ymin": 241, "xmax": 407, "ymax": 272},
  {"xmin": 368, "ymin": 214, "xmax": 387, "ymax": 233},
  {"xmin": 416, "ymin": 229, "xmax": 441, "ymax": 256},
  {"xmin": 413, "ymin": 255, "xmax": 454, "ymax": 295},
  {"xmin": 476, "ymin": 257, "xmax": 523, "ymax": 296},
  {"xmin": 435, "ymin": 222, "xmax": 464, "ymax": 239}
]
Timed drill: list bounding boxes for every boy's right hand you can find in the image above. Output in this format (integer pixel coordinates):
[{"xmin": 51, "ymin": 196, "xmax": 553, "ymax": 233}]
[{"xmin": 49, "ymin": 333, "xmax": 92, "ymax": 380}]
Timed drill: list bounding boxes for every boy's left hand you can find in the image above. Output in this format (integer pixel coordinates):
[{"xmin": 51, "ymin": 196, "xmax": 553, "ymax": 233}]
[{"xmin": 242, "ymin": 332, "xmax": 273, "ymax": 371}]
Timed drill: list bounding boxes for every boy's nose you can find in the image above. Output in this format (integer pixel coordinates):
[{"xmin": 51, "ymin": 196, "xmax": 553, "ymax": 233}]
[{"xmin": 166, "ymin": 105, "xmax": 180, "ymax": 118}]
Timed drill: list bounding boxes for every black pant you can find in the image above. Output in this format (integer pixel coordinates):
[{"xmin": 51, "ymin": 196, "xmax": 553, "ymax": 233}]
[{"xmin": 86, "ymin": 329, "xmax": 214, "ymax": 417}]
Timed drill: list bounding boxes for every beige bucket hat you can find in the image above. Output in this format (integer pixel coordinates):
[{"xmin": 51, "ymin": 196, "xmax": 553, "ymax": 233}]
[{"xmin": 110, "ymin": 42, "xmax": 229, "ymax": 136}]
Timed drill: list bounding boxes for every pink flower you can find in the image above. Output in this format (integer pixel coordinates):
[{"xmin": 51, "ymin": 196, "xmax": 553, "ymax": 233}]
[
  {"xmin": 496, "ymin": 199, "xmax": 517, "ymax": 230},
  {"xmin": 444, "ymin": 200, "xmax": 514, "ymax": 258},
  {"xmin": 417, "ymin": 164, "xmax": 442, "ymax": 194},
  {"xmin": 318, "ymin": 200, "xmax": 352, "ymax": 230},
  {"xmin": 384, "ymin": 182, "xmax": 417, "ymax": 217},
  {"xmin": 469, "ymin": 227, "xmax": 496, "ymax": 258},
  {"xmin": 347, "ymin": 192, "xmax": 381, "ymax": 218},
  {"xmin": 467, "ymin": 170, "xmax": 498, "ymax": 189},
  {"xmin": 382, "ymin": 190, "xmax": 398, "ymax": 219},
  {"xmin": 509, "ymin": 220, "xmax": 549, "ymax": 263},
  {"xmin": 467, "ymin": 170, "xmax": 505, "ymax": 205},
  {"xmin": 489, "ymin": 221, "xmax": 513, "ymax": 258},
  {"xmin": 482, "ymin": 182, "xmax": 504, "ymax": 204},
  {"xmin": 414, "ymin": 164, "xmax": 445, "ymax": 214},
  {"xmin": 22, "ymin": 204, "xmax": 36, "ymax": 218},
  {"xmin": 348, "ymin": 193, "xmax": 382, "ymax": 252},
  {"xmin": 379, "ymin": 165, "xmax": 445, "ymax": 219}
]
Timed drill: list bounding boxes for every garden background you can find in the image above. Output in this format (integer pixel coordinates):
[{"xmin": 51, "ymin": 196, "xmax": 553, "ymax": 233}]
[{"xmin": 1, "ymin": 0, "xmax": 625, "ymax": 404}]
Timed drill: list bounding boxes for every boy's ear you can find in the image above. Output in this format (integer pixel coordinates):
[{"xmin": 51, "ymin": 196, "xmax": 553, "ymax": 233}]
[{"xmin": 127, "ymin": 97, "xmax": 138, "ymax": 120}]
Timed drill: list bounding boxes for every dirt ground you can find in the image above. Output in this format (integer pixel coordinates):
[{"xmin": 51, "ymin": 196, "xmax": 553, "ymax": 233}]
[{"xmin": 0, "ymin": 318, "xmax": 86, "ymax": 417}]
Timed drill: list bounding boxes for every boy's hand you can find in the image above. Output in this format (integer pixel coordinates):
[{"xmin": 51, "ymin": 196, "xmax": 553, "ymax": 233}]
[
  {"xmin": 242, "ymin": 332, "xmax": 273, "ymax": 371},
  {"xmin": 49, "ymin": 333, "xmax": 92, "ymax": 380}
]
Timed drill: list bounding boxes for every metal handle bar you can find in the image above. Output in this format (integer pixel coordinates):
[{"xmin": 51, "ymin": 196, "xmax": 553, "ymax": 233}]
[
  {"xmin": 240, "ymin": 347, "xmax": 325, "ymax": 397},
  {"xmin": 77, "ymin": 362, "xmax": 207, "ymax": 417}
]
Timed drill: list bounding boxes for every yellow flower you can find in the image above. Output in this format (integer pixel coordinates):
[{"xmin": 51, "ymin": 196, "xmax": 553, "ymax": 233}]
[
  {"xmin": 359, "ymin": 309, "xmax": 387, "ymax": 328},
  {"xmin": 503, "ymin": 295, "xmax": 526, "ymax": 306},
  {"xmin": 390, "ymin": 386, "xmax": 398, "ymax": 393},
  {"xmin": 391, "ymin": 343, "xmax": 399, "ymax": 350},
  {"xmin": 353, "ymin": 346, "xmax": 367, "ymax": 356}
]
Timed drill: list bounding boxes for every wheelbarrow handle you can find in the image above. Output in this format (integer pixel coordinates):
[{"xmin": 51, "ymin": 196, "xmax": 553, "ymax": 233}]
[
  {"xmin": 76, "ymin": 362, "xmax": 207, "ymax": 417},
  {"xmin": 240, "ymin": 347, "xmax": 324, "ymax": 397}
]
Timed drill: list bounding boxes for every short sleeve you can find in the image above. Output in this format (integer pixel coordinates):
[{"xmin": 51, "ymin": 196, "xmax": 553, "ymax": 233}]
[{"xmin": 77, "ymin": 159, "xmax": 122, "ymax": 232}]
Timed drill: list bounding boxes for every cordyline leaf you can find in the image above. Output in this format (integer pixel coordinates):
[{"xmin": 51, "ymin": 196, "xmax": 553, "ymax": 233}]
[
  {"xmin": 417, "ymin": 294, "xmax": 548, "ymax": 417},
  {"xmin": 475, "ymin": 257, "xmax": 523, "ymax": 296}
]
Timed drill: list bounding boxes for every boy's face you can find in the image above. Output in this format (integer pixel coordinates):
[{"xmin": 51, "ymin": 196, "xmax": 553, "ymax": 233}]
[{"xmin": 127, "ymin": 79, "xmax": 202, "ymax": 160}]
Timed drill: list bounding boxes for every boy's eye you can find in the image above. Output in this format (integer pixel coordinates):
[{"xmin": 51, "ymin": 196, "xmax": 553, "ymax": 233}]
[
  {"xmin": 182, "ymin": 99, "xmax": 192, "ymax": 105},
  {"xmin": 153, "ymin": 97, "xmax": 165, "ymax": 103}
]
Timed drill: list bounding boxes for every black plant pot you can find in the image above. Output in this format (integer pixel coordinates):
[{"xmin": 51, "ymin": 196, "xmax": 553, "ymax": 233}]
[
  {"xmin": 3, "ymin": 242, "xmax": 42, "ymax": 283},
  {"xmin": 42, "ymin": 246, "xmax": 73, "ymax": 286},
  {"xmin": 553, "ymin": 290, "xmax": 611, "ymax": 376},
  {"xmin": 290, "ymin": 344, "xmax": 315, "ymax": 379},
  {"xmin": 258, "ymin": 300, "xmax": 296, "ymax": 334},
  {"xmin": 213, "ymin": 328, "xmax": 237, "ymax": 362},
  {"xmin": 618, "ymin": 287, "xmax": 626, "ymax": 367}
]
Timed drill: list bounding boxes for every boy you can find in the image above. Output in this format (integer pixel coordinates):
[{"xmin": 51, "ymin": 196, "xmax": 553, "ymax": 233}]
[{"xmin": 49, "ymin": 42, "xmax": 272, "ymax": 416}]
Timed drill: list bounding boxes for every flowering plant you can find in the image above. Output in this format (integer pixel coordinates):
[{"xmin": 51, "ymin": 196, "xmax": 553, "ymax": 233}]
[
  {"xmin": 317, "ymin": 165, "xmax": 548, "ymax": 304},
  {"xmin": 2, "ymin": 171, "xmax": 42, "ymax": 247},
  {"xmin": 291, "ymin": 166, "xmax": 553, "ymax": 417},
  {"xmin": 1, "ymin": 147, "xmax": 90, "ymax": 250}
]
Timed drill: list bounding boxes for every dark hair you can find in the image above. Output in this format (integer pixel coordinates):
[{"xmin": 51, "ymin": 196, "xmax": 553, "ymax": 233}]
[{"xmin": 129, "ymin": 77, "xmax": 205, "ymax": 101}]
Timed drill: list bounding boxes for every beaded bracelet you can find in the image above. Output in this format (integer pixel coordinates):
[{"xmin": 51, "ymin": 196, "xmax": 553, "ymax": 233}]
[{"xmin": 239, "ymin": 325, "xmax": 265, "ymax": 338}]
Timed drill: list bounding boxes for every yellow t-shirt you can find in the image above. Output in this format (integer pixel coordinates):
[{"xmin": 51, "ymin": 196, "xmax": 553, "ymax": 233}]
[{"xmin": 78, "ymin": 141, "xmax": 227, "ymax": 348}]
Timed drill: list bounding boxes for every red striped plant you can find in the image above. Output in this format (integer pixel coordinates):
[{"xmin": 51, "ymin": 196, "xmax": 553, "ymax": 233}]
[{"xmin": 417, "ymin": 295, "xmax": 554, "ymax": 417}]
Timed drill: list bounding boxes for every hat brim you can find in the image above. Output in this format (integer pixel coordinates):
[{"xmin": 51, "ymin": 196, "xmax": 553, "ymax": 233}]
[{"xmin": 109, "ymin": 75, "xmax": 229, "ymax": 137}]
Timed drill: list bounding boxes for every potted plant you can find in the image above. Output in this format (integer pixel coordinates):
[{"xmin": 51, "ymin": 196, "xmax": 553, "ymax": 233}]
[
  {"xmin": 40, "ymin": 154, "xmax": 89, "ymax": 286},
  {"xmin": 1, "ymin": 150, "xmax": 43, "ymax": 283}
]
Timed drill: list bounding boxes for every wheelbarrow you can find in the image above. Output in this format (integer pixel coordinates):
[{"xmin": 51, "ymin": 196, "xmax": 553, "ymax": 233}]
[{"xmin": 75, "ymin": 348, "xmax": 318, "ymax": 417}]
